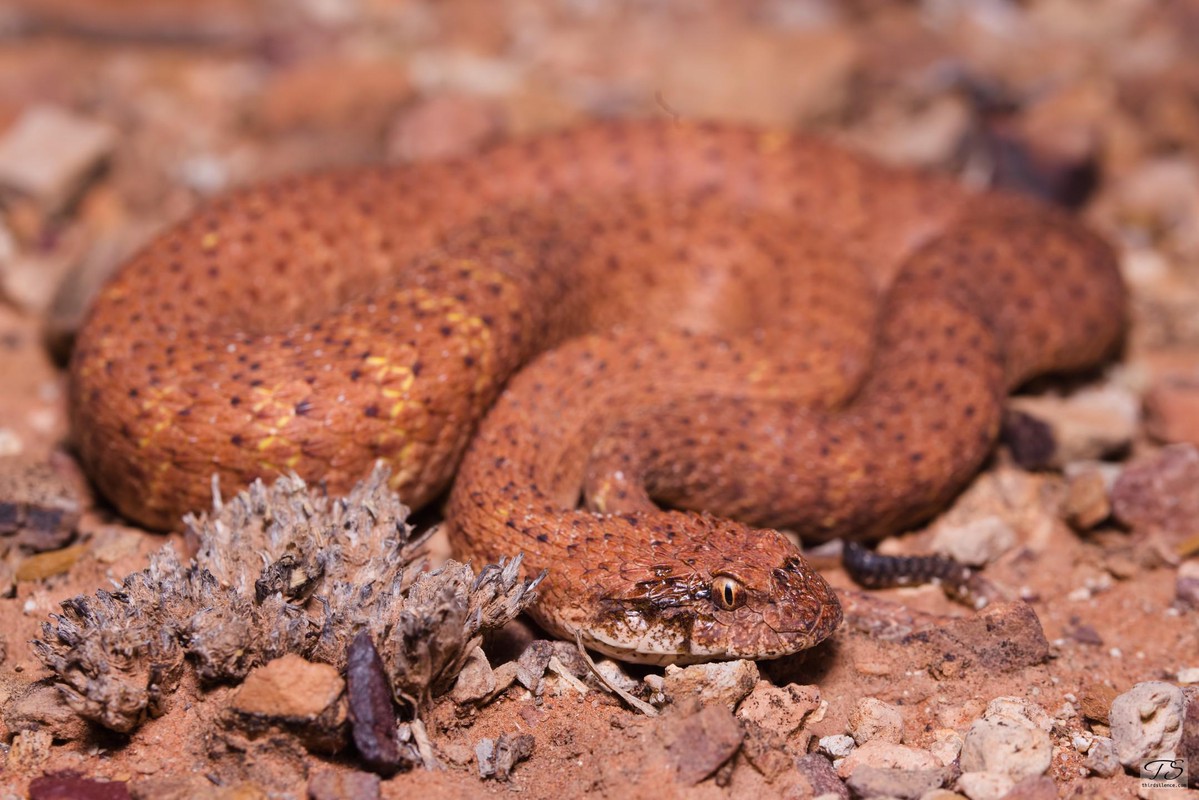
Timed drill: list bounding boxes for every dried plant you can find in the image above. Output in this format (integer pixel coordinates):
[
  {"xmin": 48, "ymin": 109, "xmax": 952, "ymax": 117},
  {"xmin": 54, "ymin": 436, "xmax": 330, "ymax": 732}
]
[{"xmin": 33, "ymin": 465, "xmax": 542, "ymax": 733}]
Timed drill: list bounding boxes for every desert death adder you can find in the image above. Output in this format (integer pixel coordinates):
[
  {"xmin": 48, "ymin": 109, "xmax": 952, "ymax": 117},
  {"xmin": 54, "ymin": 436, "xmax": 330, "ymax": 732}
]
[{"xmin": 70, "ymin": 120, "xmax": 1126, "ymax": 663}]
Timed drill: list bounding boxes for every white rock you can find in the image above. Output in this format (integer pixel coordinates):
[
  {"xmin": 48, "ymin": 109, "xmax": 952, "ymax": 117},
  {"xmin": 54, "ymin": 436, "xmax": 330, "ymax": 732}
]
[
  {"xmin": 959, "ymin": 698, "xmax": 1052, "ymax": 781},
  {"xmin": 0, "ymin": 105, "xmax": 115, "ymax": 212},
  {"xmin": 930, "ymin": 728, "xmax": 964, "ymax": 766},
  {"xmin": 847, "ymin": 696, "xmax": 904, "ymax": 744},
  {"xmin": 931, "ymin": 515, "xmax": 1017, "ymax": 567},
  {"xmin": 817, "ymin": 734, "xmax": 855, "ymax": 759},
  {"xmin": 1083, "ymin": 735, "xmax": 1121, "ymax": 777},
  {"xmin": 1008, "ymin": 385, "xmax": 1140, "ymax": 467},
  {"xmin": 836, "ymin": 739, "xmax": 942, "ymax": 779},
  {"xmin": 1109, "ymin": 681, "xmax": 1185, "ymax": 769},
  {"xmin": 956, "ymin": 770, "xmax": 1015, "ymax": 800},
  {"xmin": 662, "ymin": 659, "xmax": 758, "ymax": 709},
  {"xmin": 736, "ymin": 681, "xmax": 823, "ymax": 735},
  {"xmin": 1176, "ymin": 667, "xmax": 1199, "ymax": 685}
]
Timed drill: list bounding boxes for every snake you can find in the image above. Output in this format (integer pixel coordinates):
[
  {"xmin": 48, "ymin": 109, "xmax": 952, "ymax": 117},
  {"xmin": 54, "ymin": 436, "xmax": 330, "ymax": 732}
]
[{"xmin": 69, "ymin": 119, "xmax": 1126, "ymax": 664}]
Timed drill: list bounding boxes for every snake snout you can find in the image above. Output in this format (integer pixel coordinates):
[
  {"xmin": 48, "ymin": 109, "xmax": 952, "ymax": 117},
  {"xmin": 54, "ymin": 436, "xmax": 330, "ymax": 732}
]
[{"xmin": 760, "ymin": 555, "xmax": 842, "ymax": 650}]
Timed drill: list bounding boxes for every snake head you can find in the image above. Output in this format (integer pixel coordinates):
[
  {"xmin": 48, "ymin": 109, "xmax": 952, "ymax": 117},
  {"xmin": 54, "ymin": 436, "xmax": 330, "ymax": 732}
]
[{"xmin": 574, "ymin": 513, "xmax": 842, "ymax": 665}]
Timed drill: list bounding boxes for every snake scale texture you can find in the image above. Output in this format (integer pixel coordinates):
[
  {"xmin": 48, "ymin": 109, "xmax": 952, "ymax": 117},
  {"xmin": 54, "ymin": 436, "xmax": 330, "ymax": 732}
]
[{"xmin": 70, "ymin": 120, "xmax": 1126, "ymax": 663}]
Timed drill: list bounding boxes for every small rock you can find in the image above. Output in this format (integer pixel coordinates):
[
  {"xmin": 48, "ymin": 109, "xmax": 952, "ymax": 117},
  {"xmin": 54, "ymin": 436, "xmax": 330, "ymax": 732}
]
[
  {"xmin": 231, "ymin": 654, "xmax": 344, "ymax": 719},
  {"xmin": 1180, "ymin": 668, "xmax": 1199, "ymax": 685},
  {"xmin": 1080, "ymin": 683, "xmax": 1119, "ymax": 724},
  {"xmin": 1112, "ymin": 445, "xmax": 1199, "ymax": 539},
  {"xmin": 1062, "ymin": 470, "xmax": 1113, "ymax": 531},
  {"xmin": 476, "ymin": 732, "xmax": 534, "ymax": 781},
  {"xmin": 663, "ymin": 703, "xmax": 744, "ymax": 786},
  {"xmin": 28, "ymin": 772, "xmax": 130, "ymax": 800},
  {"xmin": 386, "ymin": 94, "xmax": 505, "ymax": 163},
  {"xmin": 15, "ymin": 544, "xmax": 87, "ymax": 582},
  {"xmin": 450, "ymin": 646, "xmax": 495, "ymax": 704},
  {"xmin": 1182, "ymin": 686, "xmax": 1199, "ymax": 781},
  {"xmin": 1005, "ymin": 386, "xmax": 1138, "ymax": 469},
  {"xmin": 915, "ymin": 602, "xmax": 1050, "ymax": 677},
  {"xmin": 836, "ymin": 739, "xmax": 942, "ymax": 779},
  {"xmin": 955, "ymin": 770, "xmax": 1014, "ymax": 800},
  {"xmin": 930, "ymin": 728, "xmax": 964, "ymax": 766},
  {"xmin": 846, "ymin": 764, "xmax": 948, "ymax": 800},
  {"xmin": 515, "ymin": 639, "xmax": 555, "ymax": 692},
  {"xmin": 818, "ymin": 734, "xmax": 856, "ymax": 760},
  {"xmin": 592, "ymin": 658, "xmax": 640, "ymax": 694},
  {"xmin": 794, "ymin": 753, "xmax": 849, "ymax": 800},
  {"xmin": 2, "ymin": 680, "xmax": 90, "ymax": 741},
  {"xmin": 346, "ymin": 631, "xmax": 410, "ymax": 775},
  {"xmin": 931, "ymin": 515, "xmax": 1016, "ymax": 567},
  {"xmin": 1083, "ymin": 736, "xmax": 1121, "ymax": 777},
  {"xmin": 959, "ymin": 698, "xmax": 1052, "ymax": 781},
  {"xmin": 0, "ymin": 457, "xmax": 83, "ymax": 552},
  {"xmin": 0, "ymin": 106, "xmax": 116, "ymax": 213},
  {"xmin": 1144, "ymin": 378, "xmax": 1199, "ymax": 447},
  {"xmin": 1177, "ymin": 560, "xmax": 1199, "ymax": 608},
  {"xmin": 847, "ymin": 696, "xmax": 904, "ymax": 744},
  {"xmin": 6, "ymin": 728, "xmax": 51, "ymax": 772},
  {"xmin": 739, "ymin": 720, "xmax": 793, "ymax": 781},
  {"xmin": 1109, "ymin": 681, "xmax": 1185, "ymax": 769},
  {"xmin": 663, "ymin": 659, "xmax": 759, "ymax": 709},
  {"xmin": 307, "ymin": 769, "xmax": 380, "ymax": 800},
  {"xmin": 735, "ymin": 681, "xmax": 823, "ymax": 735}
]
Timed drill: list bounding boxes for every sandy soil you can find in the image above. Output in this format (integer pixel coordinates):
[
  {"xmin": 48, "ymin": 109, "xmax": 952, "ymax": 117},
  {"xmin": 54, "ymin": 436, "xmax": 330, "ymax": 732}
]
[{"xmin": 2, "ymin": 2, "xmax": 1199, "ymax": 798}]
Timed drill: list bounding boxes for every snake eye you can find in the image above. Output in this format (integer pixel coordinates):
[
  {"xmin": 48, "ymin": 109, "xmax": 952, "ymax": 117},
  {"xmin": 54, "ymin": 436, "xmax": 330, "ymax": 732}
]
[{"xmin": 711, "ymin": 575, "xmax": 746, "ymax": 610}]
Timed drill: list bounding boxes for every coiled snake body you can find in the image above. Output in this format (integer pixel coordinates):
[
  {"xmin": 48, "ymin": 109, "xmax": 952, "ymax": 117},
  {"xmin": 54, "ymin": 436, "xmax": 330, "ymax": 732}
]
[{"xmin": 70, "ymin": 121, "xmax": 1126, "ymax": 663}]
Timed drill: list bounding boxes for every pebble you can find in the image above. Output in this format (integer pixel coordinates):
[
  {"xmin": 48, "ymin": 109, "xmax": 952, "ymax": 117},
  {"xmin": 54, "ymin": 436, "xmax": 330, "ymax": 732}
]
[
  {"xmin": 955, "ymin": 771, "xmax": 1014, "ymax": 800},
  {"xmin": 817, "ymin": 734, "xmax": 856, "ymax": 760},
  {"xmin": 1109, "ymin": 681, "xmax": 1185, "ymax": 769},
  {"xmin": 836, "ymin": 739, "xmax": 942, "ymax": 779},
  {"xmin": 846, "ymin": 764, "xmax": 947, "ymax": 799},
  {"xmin": 1004, "ymin": 385, "xmax": 1138, "ymax": 469},
  {"xmin": 914, "ymin": 602, "xmax": 1049, "ymax": 678},
  {"xmin": 1, "ymin": 680, "xmax": 90, "ymax": 742},
  {"xmin": 1061, "ymin": 469, "xmax": 1113, "ymax": 531},
  {"xmin": 930, "ymin": 515, "xmax": 1017, "ymax": 567},
  {"xmin": 0, "ymin": 457, "xmax": 83, "ymax": 552},
  {"xmin": 930, "ymin": 728, "xmax": 964, "ymax": 766},
  {"xmin": 662, "ymin": 703, "xmax": 743, "ymax": 786},
  {"xmin": 662, "ymin": 659, "xmax": 759, "ymax": 709},
  {"xmin": 1112, "ymin": 444, "xmax": 1199, "ymax": 539},
  {"xmin": 959, "ymin": 698, "xmax": 1052, "ymax": 781},
  {"xmin": 476, "ymin": 732, "xmax": 535, "ymax": 781},
  {"xmin": 1083, "ymin": 735, "xmax": 1121, "ymax": 777},
  {"xmin": 0, "ymin": 105, "xmax": 116, "ymax": 213},
  {"xmin": 735, "ymin": 681, "xmax": 823, "ymax": 736},
  {"xmin": 794, "ymin": 753, "xmax": 849, "ymax": 800},
  {"xmin": 14, "ymin": 544, "xmax": 87, "ymax": 582},
  {"xmin": 449, "ymin": 646, "xmax": 496, "ymax": 704},
  {"xmin": 1144, "ymin": 377, "xmax": 1199, "ymax": 447},
  {"xmin": 1177, "ymin": 560, "xmax": 1199, "ymax": 608},
  {"xmin": 847, "ymin": 696, "xmax": 904, "ymax": 744},
  {"xmin": 230, "ymin": 654, "xmax": 344, "ymax": 719}
]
